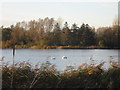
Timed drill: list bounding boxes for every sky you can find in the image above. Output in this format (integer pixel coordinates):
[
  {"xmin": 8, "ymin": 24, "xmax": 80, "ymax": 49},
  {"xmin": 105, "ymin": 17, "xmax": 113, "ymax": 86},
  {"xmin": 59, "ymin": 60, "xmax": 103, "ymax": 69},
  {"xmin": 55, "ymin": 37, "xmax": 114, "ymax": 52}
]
[{"xmin": 0, "ymin": 0, "xmax": 118, "ymax": 29}]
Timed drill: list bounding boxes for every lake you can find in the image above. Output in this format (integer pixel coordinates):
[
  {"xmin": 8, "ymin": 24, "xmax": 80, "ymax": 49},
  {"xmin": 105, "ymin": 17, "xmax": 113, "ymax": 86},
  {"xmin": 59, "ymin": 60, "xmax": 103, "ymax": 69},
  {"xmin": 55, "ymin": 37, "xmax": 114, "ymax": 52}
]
[{"xmin": 1, "ymin": 49, "xmax": 119, "ymax": 71}]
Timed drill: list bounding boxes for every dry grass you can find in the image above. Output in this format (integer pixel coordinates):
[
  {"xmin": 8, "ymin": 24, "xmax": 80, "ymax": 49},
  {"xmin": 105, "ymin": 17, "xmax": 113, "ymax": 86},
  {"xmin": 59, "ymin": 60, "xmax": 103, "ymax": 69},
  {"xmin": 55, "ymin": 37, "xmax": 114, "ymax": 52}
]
[{"xmin": 2, "ymin": 60, "xmax": 120, "ymax": 88}]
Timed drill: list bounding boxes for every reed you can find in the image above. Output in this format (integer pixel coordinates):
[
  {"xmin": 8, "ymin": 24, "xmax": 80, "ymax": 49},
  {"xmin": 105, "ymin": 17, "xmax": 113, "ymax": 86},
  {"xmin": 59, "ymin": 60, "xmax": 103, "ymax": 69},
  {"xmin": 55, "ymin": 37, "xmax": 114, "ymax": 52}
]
[{"xmin": 2, "ymin": 60, "xmax": 120, "ymax": 88}]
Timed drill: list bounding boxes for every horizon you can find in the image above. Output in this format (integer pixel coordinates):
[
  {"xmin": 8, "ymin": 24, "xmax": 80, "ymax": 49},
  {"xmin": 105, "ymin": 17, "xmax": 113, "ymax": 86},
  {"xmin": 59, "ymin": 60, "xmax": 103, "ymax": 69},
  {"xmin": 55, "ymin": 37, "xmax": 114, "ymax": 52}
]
[{"xmin": 0, "ymin": 1, "xmax": 118, "ymax": 29}]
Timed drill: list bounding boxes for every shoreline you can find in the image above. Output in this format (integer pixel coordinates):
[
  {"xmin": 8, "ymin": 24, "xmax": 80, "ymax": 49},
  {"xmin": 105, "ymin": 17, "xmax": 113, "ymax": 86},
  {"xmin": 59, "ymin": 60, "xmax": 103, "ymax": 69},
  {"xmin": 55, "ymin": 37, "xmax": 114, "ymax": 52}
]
[
  {"xmin": 1, "ymin": 47, "xmax": 119, "ymax": 49},
  {"xmin": 1, "ymin": 45, "xmax": 119, "ymax": 49}
]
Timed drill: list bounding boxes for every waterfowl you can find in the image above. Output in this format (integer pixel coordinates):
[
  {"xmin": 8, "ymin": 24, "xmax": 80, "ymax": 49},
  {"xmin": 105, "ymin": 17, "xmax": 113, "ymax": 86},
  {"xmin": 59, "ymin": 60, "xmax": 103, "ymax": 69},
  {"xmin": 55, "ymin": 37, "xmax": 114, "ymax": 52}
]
[
  {"xmin": 45, "ymin": 61, "xmax": 51, "ymax": 65},
  {"xmin": 62, "ymin": 56, "xmax": 67, "ymax": 59},
  {"xmin": 51, "ymin": 57, "xmax": 56, "ymax": 60},
  {"xmin": 89, "ymin": 56, "xmax": 93, "ymax": 60}
]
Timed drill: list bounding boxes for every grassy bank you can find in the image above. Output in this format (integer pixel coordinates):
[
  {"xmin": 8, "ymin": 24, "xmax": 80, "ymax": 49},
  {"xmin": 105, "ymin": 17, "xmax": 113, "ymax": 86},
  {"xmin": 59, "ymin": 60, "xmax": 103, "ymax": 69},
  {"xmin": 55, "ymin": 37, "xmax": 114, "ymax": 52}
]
[
  {"xmin": 1, "ymin": 45, "xmax": 119, "ymax": 49},
  {"xmin": 2, "ymin": 61, "xmax": 120, "ymax": 88}
]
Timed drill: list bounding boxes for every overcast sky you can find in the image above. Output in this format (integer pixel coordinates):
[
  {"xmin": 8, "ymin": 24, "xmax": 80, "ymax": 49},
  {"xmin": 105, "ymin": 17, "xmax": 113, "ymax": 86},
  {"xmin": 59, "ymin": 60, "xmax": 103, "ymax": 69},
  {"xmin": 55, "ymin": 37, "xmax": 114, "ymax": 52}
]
[{"xmin": 0, "ymin": 0, "xmax": 118, "ymax": 29}]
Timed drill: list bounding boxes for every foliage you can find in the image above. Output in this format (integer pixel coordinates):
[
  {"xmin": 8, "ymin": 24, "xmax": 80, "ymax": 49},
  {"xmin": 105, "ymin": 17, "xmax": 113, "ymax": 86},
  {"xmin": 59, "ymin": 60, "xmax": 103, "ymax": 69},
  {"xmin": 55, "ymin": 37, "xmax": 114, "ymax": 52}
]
[
  {"xmin": 0, "ymin": 17, "xmax": 119, "ymax": 48},
  {"xmin": 2, "ymin": 61, "xmax": 120, "ymax": 88}
]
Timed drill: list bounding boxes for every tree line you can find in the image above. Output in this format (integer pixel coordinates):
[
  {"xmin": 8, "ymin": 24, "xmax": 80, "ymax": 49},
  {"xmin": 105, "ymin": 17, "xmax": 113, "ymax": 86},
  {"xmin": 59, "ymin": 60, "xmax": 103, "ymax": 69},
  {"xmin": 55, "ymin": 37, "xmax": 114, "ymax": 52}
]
[{"xmin": 1, "ymin": 17, "xmax": 119, "ymax": 49}]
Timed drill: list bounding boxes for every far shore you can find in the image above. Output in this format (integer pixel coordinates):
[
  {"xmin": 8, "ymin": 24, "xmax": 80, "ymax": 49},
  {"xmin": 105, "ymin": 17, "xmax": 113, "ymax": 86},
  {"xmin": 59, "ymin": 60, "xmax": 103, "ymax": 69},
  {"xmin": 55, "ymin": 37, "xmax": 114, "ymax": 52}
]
[{"xmin": 1, "ymin": 45, "xmax": 119, "ymax": 49}]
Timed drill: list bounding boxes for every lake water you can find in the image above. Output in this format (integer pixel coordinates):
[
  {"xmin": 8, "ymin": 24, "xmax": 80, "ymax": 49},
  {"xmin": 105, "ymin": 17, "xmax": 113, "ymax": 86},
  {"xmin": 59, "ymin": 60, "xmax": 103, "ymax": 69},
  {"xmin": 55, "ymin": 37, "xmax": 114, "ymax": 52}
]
[{"xmin": 1, "ymin": 49, "xmax": 119, "ymax": 71}]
